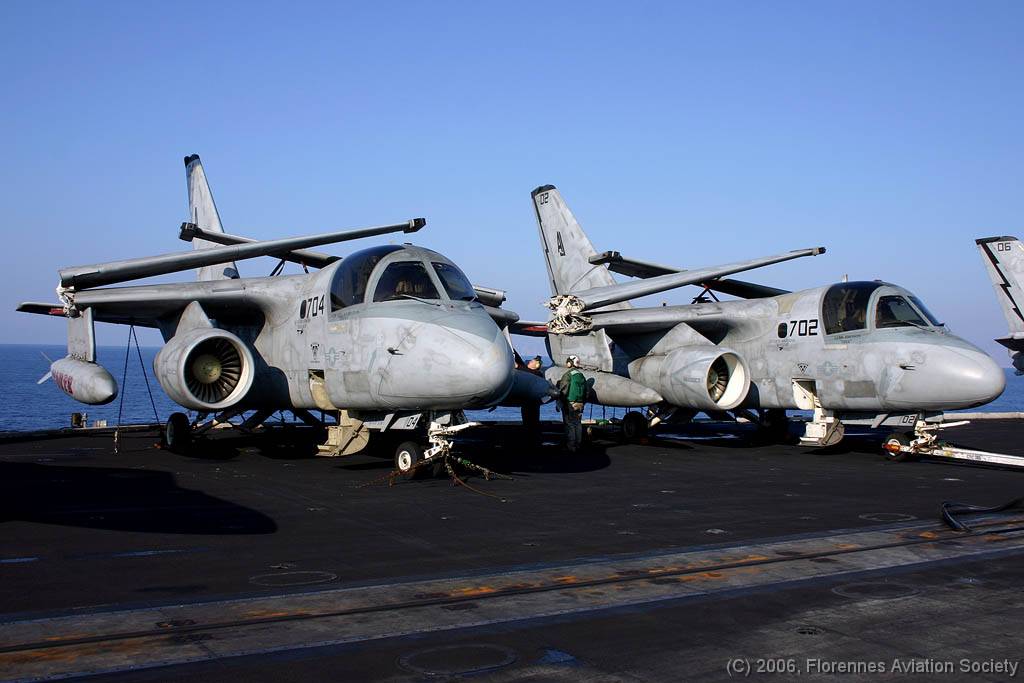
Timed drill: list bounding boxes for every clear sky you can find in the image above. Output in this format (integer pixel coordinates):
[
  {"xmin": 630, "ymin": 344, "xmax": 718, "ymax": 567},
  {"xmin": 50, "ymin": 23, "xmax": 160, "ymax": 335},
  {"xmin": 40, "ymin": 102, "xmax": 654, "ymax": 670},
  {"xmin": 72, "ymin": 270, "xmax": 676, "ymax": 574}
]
[{"xmin": 2, "ymin": 1, "xmax": 1021, "ymax": 363}]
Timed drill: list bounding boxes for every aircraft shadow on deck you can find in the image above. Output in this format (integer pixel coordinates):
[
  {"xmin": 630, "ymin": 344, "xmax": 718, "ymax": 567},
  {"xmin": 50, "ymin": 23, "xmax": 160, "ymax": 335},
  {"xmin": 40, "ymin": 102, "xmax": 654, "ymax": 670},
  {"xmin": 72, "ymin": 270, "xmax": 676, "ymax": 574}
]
[{"xmin": 0, "ymin": 462, "xmax": 277, "ymax": 535}]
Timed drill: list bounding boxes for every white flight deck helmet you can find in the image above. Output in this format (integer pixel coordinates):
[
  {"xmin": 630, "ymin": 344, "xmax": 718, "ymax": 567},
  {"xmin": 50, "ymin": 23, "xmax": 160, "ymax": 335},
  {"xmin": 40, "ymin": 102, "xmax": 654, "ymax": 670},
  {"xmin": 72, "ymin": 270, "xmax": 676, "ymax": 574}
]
[{"xmin": 566, "ymin": 355, "xmax": 580, "ymax": 368}]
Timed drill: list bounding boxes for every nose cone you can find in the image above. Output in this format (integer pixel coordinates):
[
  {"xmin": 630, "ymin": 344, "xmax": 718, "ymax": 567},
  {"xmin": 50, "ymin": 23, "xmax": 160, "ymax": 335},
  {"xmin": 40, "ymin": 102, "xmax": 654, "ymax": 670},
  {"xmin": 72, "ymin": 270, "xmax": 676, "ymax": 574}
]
[
  {"xmin": 379, "ymin": 309, "xmax": 514, "ymax": 409},
  {"xmin": 884, "ymin": 345, "xmax": 1005, "ymax": 410},
  {"xmin": 442, "ymin": 322, "xmax": 515, "ymax": 407}
]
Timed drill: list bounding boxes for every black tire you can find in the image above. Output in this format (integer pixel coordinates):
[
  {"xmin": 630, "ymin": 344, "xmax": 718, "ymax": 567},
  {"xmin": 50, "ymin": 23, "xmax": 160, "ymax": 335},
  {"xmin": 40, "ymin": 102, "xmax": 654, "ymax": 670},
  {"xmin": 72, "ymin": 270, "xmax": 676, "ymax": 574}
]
[
  {"xmin": 163, "ymin": 412, "xmax": 192, "ymax": 454},
  {"xmin": 395, "ymin": 440, "xmax": 427, "ymax": 479},
  {"xmin": 621, "ymin": 411, "xmax": 649, "ymax": 441},
  {"xmin": 882, "ymin": 431, "xmax": 916, "ymax": 462},
  {"xmin": 753, "ymin": 409, "xmax": 791, "ymax": 445}
]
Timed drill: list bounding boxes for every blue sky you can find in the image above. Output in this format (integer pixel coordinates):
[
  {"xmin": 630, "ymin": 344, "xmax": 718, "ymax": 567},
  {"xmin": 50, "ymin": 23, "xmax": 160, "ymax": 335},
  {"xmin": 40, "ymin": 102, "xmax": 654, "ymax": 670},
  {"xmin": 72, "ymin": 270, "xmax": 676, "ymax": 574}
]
[{"xmin": 2, "ymin": 1, "xmax": 1022, "ymax": 363}]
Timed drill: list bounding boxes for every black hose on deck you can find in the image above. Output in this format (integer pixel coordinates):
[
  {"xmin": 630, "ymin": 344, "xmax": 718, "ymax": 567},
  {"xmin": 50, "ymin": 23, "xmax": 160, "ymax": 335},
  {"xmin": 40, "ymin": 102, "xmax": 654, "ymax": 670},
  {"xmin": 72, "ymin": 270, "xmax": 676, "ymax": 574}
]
[{"xmin": 940, "ymin": 496, "xmax": 1024, "ymax": 531}]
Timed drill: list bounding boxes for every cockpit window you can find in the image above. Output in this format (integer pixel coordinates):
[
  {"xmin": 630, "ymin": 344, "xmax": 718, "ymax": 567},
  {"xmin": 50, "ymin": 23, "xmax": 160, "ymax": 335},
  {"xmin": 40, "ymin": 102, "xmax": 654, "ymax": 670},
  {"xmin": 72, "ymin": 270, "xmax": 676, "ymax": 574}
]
[
  {"xmin": 822, "ymin": 282, "xmax": 882, "ymax": 334},
  {"xmin": 909, "ymin": 296, "xmax": 941, "ymax": 326},
  {"xmin": 432, "ymin": 262, "xmax": 477, "ymax": 301},
  {"xmin": 331, "ymin": 245, "xmax": 403, "ymax": 310},
  {"xmin": 875, "ymin": 296, "xmax": 930, "ymax": 329},
  {"xmin": 372, "ymin": 261, "xmax": 441, "ymax": 302}
]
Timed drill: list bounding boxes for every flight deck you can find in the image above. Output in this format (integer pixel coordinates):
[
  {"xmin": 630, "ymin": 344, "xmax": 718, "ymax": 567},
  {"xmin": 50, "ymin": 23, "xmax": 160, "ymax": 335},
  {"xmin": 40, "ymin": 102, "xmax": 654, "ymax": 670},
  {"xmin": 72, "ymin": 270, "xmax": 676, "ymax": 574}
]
[{"xmin": 2, "ymin": 421, "xmax": 1024, "ymax": 681}]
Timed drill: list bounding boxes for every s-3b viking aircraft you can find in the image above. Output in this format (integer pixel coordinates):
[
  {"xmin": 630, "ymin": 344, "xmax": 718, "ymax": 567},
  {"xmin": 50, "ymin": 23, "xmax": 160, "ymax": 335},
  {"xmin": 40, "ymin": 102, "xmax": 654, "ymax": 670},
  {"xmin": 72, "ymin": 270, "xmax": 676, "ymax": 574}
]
[
  {"xmin": 18, "ymin": 155, "xmax": 532, "ymax": 473},
  {"xmin": 520, "ymin": 185, "xmax": 1005, "ymax": 451}
]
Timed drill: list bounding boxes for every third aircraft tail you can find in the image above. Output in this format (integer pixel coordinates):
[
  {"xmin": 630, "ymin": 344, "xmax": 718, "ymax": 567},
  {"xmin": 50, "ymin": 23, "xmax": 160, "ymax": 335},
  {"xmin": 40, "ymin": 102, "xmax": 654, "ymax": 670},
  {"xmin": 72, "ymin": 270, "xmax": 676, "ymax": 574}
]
[{"xmin": 977, "ymin": 235, "xmax": 1024, "ymax": 373}]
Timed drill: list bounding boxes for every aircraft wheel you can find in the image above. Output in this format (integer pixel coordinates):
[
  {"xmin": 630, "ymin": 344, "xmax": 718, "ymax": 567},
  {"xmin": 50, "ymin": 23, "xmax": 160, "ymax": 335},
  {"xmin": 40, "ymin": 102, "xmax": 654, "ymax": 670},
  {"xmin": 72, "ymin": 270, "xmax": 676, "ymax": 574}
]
[
  {"xmin": 882, "ymin": 432, "xmax": 917, "ymax": 462},
  {"xmin": 395, "ymin": 440, "xmax": 427, "ymax": 478},
  {"xmin": 753, "ymin": 409, "xmax": 791, "ymax": 444},
  {"xmin": 621, "ymin": 411, "xmax": 649, "ymax": 441},
  {"xmin": 163, "ymin": 412, "xmax": 192, "ymax": 454}
]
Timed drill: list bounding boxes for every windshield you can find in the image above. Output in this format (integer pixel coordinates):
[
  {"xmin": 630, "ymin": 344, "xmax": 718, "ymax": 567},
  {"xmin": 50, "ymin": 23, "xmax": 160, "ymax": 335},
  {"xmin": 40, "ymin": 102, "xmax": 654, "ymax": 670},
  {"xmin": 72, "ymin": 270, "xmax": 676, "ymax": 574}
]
[
  {"xmin": 875, "ymin": 295, "xmax": 931, "ymax": 328},
  {"xmin": 432, "ymin": 262, "xmax": 477, "ymax": 301},
  {"xmin": 822, "ymin": 282, "xmax": 882, "ymax": 334},
  {"xmin": 909, "ymin": 296, "xmax": 941, "ymax": 326},
  {"xmin": 372, "ymin": 261, "xmax": 441, "ymax": 302}
]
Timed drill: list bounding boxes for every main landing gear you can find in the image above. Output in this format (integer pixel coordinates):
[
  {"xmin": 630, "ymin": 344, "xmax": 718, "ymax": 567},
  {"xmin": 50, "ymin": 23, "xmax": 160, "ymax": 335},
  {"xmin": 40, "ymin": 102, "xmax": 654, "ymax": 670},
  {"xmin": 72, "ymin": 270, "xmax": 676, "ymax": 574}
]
[
  {"xmin": 161, "ymin": 408, "xmax": 278, "ymax": 455},
  {"xmin": 162, "ymin": 412, "xmax": 192, "ymax": 454}
]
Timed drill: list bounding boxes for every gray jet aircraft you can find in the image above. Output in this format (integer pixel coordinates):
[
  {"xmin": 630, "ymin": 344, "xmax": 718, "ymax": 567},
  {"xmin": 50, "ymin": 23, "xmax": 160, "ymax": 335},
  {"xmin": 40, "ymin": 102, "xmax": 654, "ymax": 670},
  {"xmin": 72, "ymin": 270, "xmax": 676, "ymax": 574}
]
[
  {"xmin": 18, "ymin": 155, "xmax": 539, "ymax": 474},
  {"xmin": 520, "ymin": 185, "xmax": 1005, "ymax": 450},
  {"xmin": 976, "ymin": 236, "xmax": 1024, "ymax": 376}
]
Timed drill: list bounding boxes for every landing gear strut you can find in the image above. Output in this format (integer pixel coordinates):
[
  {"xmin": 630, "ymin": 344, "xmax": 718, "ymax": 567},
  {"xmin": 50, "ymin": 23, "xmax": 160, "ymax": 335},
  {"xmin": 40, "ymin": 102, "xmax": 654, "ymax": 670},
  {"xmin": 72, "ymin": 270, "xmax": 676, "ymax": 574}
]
[
  {"xmin": 387, "ymin": 412, "xmax": 511, "ymax": 488},
  {"xmin": 799, "ymin": 405, "xmax": 845, "ymax": 447}
]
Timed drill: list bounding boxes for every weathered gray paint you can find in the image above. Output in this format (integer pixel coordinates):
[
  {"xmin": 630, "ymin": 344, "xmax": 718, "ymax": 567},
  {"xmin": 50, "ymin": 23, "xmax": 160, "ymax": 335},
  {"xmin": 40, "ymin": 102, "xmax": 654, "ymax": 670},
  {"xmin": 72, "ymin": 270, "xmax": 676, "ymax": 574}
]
[{"xmin": 530, "ymin": 185, "xmax": 1006, "ymax": 427}]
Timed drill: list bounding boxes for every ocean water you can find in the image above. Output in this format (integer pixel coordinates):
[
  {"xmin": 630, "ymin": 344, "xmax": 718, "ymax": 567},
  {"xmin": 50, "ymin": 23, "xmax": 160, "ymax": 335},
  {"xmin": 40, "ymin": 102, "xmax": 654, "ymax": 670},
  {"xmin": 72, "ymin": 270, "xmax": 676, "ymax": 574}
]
[{"xmin": 1, "ymin": 344, "xmax": 1021, "ymax": 433}]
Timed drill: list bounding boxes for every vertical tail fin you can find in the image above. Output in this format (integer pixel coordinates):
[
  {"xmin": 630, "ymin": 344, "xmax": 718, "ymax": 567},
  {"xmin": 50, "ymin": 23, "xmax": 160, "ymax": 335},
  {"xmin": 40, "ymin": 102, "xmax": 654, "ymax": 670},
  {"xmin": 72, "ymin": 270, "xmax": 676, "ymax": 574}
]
[
  {"xmin": 531, "ymin": 185, "xmax": 626, "ymax": 371},
  {"xmin": 184, "ymin": 154, "xmax": 239, "ymax": 281},
  {"xmin": 531, "ymin": 185, "xmax": 624, "ymax": 303},
  {"xmin": 977, "ymin": 236, "xmax": 1024, "ymax": 340}
]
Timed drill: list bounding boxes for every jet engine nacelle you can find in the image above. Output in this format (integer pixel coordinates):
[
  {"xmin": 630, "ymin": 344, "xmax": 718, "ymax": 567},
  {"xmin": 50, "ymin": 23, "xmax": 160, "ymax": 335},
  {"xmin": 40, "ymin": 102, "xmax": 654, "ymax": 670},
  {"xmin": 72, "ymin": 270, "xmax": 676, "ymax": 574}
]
[
  {"xmin": 630, "ymin": 346, "xmax": 750, "ymax": 411},
  {"xmin": 154, "ymin": 328, "xmax": 255, "ymax": 411},
  {"xmin": 50, "ymin": 356, "xmax": 118, "ymax": 405}
]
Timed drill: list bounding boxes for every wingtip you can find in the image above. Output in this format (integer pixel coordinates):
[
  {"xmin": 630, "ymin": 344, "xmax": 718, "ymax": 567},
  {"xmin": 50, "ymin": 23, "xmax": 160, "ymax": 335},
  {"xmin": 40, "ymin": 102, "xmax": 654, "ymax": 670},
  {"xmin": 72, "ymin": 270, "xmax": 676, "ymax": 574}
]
[
  {"xmin": 814, "ymin": 246, "xmax": 826, "ymax": 255},
  {"xmin": 17, "ymin": 302, "xmax": 66, "ymax": 316},
  {"xmin": 405, "ymin": 218, "xmax": 427, "ymax": 233}
]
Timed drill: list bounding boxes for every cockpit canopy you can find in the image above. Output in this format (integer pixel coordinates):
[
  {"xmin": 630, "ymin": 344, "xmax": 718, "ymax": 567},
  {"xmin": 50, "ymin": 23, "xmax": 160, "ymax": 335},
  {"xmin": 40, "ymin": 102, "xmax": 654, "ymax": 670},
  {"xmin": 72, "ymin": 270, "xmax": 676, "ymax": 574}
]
[
  {"xmin": 330, "ymin": 245, "xmax": 477, "ymax": 310},
  {"xmin": 822, "ymin": 281, "xmax": 940, "ymax": 335}
]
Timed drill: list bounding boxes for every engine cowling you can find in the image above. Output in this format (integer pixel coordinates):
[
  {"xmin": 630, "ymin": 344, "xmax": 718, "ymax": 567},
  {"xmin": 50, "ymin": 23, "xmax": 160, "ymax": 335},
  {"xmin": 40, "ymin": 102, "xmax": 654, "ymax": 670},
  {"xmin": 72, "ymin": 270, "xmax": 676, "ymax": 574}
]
[
  {"xmin": 154, "ymin": 329, "xmax": 255, "ymax": 411},
  {"xmin": 630, "ymin": 346, "xmax": 750, "ymax": 412}
]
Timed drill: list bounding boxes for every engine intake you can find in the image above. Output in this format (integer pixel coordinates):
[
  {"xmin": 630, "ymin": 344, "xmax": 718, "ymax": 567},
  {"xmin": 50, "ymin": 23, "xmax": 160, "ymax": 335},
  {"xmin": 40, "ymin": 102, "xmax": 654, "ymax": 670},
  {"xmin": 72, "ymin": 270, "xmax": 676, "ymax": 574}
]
[
  {"xmin": 629, "ymin": 345, "xmax": 750, "ymax": 412},
  {"xmin": 154, "ymin": 329, "xmax": 255, "ymax": 411}
]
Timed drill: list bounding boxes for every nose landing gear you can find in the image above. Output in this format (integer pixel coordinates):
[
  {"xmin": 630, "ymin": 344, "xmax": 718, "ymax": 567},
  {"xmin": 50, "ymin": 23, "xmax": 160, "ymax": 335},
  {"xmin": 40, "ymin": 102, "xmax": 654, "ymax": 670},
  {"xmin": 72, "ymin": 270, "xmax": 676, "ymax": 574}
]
[{"xmin": 388, "ymin": 412, "xmax": 512, "ymax": 491}]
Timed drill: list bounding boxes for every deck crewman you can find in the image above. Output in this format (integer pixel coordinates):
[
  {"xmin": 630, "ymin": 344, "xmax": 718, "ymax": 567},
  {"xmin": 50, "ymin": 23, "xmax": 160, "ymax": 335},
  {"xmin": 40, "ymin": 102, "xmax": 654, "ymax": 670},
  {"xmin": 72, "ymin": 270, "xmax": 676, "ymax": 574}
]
[{"xmin": 557, "ymin": 355, "xmax": 588, "ymax": 452}]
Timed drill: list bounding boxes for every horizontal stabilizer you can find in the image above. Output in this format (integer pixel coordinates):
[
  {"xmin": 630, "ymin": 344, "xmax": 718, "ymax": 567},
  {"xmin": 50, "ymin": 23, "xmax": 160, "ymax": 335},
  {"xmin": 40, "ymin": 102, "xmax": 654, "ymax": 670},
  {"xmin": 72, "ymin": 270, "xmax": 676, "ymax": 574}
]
[
  {"xmin": 590, "ymin": 251, "xmax": 789, "ymax": 299},
  {"xmin": 60, "ymin": 219, "xmax": 425, "ymax": 290},
  {"xmin": 996, "ymin": 334, "xmax": 1024, "ymax": 352},
  {"xmin": 566, "ymin": 247, "xmax": 824, "ymax": 313}
]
